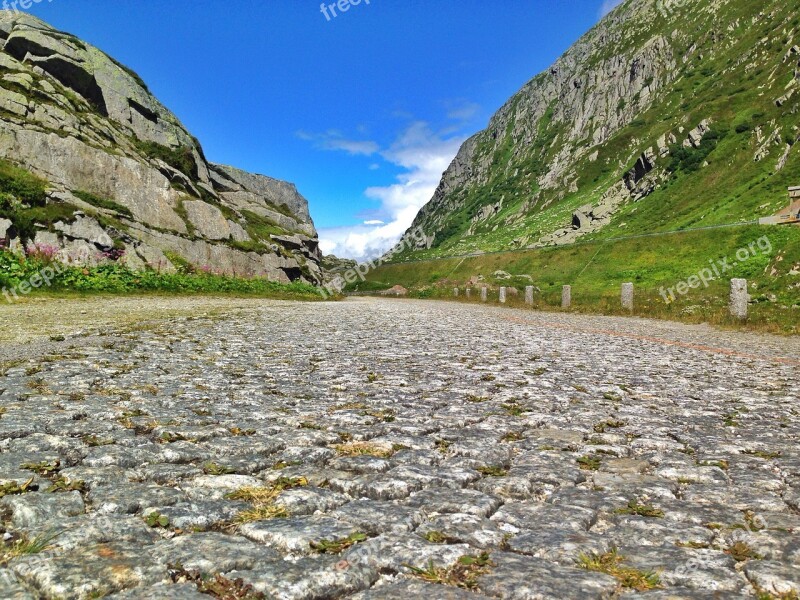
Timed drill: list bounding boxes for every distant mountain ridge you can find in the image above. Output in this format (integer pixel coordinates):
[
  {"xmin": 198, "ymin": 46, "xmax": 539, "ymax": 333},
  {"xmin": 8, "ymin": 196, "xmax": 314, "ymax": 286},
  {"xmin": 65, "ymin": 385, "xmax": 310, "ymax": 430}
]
[
  {"xmin": 0, "ymin": 11, "xmax": 322, "ymax": 283},
  {"xmin": 395, "ymin": 0, "xmax": 800, "ymax": 260}
]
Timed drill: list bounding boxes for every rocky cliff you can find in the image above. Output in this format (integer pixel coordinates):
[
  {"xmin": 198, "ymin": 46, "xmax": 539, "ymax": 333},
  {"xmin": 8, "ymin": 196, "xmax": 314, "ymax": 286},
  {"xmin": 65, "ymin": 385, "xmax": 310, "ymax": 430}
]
[
  {"xmin": 0, "ymin": 12, "xmax": 322, "ymax": 283},
  {"xmin": 396, "ymin": 0, "xmax": 800, "ymax": 259}
]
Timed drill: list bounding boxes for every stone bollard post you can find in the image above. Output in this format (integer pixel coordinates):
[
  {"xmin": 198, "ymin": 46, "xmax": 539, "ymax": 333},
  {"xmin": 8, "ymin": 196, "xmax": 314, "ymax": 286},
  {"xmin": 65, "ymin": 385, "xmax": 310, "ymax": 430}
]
[
  {"xmin": 562, "ymin": 285, "xmax": 571, "ymax": 309},
  {"xmin": 730, "ymin": 279, "xmax": 748, "ymax": 320},
  {"xmin": 453, "ymin": 287, "xmax": 459, "ymax": 298},
  {"xmin": 481, "ymin": 287, "xmax": 488, "ymax": 302},
  {"xmin": 499, "ymin": 287, "xmax": 507, "ymax": 304},
  {"xmin": 525, "ymin": 286, "xmax": 534, "ymax": 305},
  {"xmin": 621, "ymin": 282, "xmax": 634, "ymax": 312},
  {"xmin": 466, "ymin": 288, "xmax": 471, "ymax": 299}
]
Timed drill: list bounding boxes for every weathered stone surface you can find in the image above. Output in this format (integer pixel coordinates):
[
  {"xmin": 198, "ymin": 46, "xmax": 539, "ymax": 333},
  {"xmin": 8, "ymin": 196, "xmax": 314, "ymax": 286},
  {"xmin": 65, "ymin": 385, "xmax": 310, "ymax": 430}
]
[
  {"xmin": 231, "ymin": 556, "xmax": 378, "ymax": 600},
  {"xmin": 477, "ymin": 552, "xmax": 618, "ymax": 599},
  {"xmin": 621, "ymin": 282, "xmax": 634, "ymax": 311},
  {"xmin": 1, "ymin": 491, "xmax": 85, "ymax": 528},
  {"xmin": 0, "ymin": 297, "xmax": 798, "ymax": 598},
  {"xmin": 150, "ymin": 532, "xmax": 280, "ymax": 573},
  {"xmin": 730, "ymin": 278, "xmax": 749, "ymax": 320},
  {"xmin": 239, "ymin": 515, "xmax": 361, "ymax": 555},
  {"xmin": 181, "ymin": 200, "xmax": 232, "ymax": 241}
]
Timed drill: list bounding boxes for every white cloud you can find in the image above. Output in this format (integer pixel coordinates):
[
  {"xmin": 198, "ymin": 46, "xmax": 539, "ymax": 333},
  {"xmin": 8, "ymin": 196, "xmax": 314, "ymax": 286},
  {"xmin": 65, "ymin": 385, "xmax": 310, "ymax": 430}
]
[
  {"xmin": 295, "ymin": 130, "xmax": 378, "ymax": 156},
  {"xmin": 318, "ymin": 121, "xmax": 466, "ymax": 262},
  {"xmin": 599, "ymin": 0, "xmax": 624, "ymax": 17},
  {"xmin": 363, "ymin": 220, "xmax": 385, "ymax": 226},
  {"xmin": 445, "ymin": 100, "xmax": 480, "ymax": 122}
]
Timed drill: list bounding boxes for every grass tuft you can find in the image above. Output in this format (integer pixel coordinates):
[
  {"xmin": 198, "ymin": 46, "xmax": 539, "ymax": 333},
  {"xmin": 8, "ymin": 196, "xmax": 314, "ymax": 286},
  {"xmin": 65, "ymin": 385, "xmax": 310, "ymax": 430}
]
[
  {"xmin": 577, "ymin": 548, "xmax": 661, "ymax": 591},
  {"xmin": 0, "ymin": 531, "xmax": 59, "ymax": 564},
  {"xmin": 226, "ymin": 477, "xmax": 308, "ymax": 524},
  {"xmin": 332, "ymin": 442, "xmax": 396, "ymax": 459},
  {"xmin": 310, "ymin": 532, "xmax": 367, "ymax": 554},
  {"xmin": 615, "ymin": 500, "xmax": 665, "ymax": 518},
  {"xmin": 406, "ymin": 553, "xmax": 494, "ymax": 590}
]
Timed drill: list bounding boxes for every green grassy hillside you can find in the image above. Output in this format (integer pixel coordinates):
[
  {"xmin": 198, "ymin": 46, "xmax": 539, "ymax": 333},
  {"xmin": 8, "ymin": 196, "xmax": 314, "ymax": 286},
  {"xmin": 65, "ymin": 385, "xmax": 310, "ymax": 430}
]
[
  {"xmin": 392, "ymin": 0, "xmax": 800, "ymax": 260},
  {"xmin": 357, "ymin": 224, "xmax": 800, "ymax": 334}
]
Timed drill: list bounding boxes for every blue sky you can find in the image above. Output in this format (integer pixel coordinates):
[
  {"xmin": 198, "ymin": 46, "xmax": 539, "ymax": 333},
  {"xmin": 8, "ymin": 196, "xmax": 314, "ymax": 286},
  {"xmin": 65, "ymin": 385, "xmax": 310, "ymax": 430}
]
[{"xmin": 20, "ymin": 0, "xmax": 621, "ymax": 259}]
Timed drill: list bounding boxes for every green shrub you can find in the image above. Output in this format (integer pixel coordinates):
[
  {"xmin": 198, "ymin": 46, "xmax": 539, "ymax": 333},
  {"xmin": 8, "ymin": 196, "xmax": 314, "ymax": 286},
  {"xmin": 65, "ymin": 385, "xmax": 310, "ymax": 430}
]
[
  {"xmin": 0, "ymin": 160, "xmax": 47, "ymax": 206},
  {"xmin": 71, "ymin": 190, "xmax": 132, "ymax": 217},
  {"xmin": 133, "ymin": 140, "xmax": 198, "ymax": 180},
  {"xmin": 668, "ymin": 129, "xmax": 727, "ymax": 174},
  {"xmin": 0, "ymin": 249, "xmax": 322, "ymax": 299}
]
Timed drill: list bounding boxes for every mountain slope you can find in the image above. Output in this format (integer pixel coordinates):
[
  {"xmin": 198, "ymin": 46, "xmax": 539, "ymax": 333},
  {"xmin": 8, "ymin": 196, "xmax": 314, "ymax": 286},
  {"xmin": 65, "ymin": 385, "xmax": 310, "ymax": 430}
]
[
  {"xmin": 395, "ymin": 0, "xmax": 800, "ymax": 259},
  {"xmin": 0, "ymin": 12, "xmax": 321, "ymax": 283}
]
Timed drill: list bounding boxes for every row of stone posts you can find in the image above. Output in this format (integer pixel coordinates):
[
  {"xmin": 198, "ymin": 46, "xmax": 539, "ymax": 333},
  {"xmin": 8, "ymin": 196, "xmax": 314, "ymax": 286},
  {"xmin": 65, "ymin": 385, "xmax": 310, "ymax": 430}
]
[{"xmin": 453, "ymin": 280, "xmax": 749, "ymax": 319}]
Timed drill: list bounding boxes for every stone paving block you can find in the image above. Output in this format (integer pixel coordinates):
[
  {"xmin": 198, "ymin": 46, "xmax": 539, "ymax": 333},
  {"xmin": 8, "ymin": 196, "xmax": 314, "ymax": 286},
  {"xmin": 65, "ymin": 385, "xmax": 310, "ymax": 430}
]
[
  {"xmin": 238, "ymin": 515, "xmax": 363, "ymax": 555},
  {"xmin": 476, "ymin": 551, "xmax": 618, "ymax": 599},
  {"xmin": 354, "ymin": 579, "xmax": 494, "ymax": 599},
  {"xmin": 491, "ymin": 502, "xmax": 595, "ymax": 533},
  {"xmin": 328, "ymin": 455, "xmax": 393, "ymax": 474},
  {"xmin": 1, "ymin": 491, "xmax": 84, "ymax": 529},
  {"xmin": 107, "ymin": 582, "xmax": 209, "ymax": 599},
  {"xmin": 230, "ymin": 555, "xmax": 379, "ymax": 600},
  {"xmin": 329, "ymin": 473, "xmax": 423, "ymax": 501},
  {"xmin": 89, "ymin": 483, "xmax": 187, "ymax": 514},
  {"xmin": 507, "ymin": 528, "xmax": 612, "ymax": 565},
  {"xmin": 616, "ymin": 544, "xmax": 745, "ymax": 593},
  {"xmin": 144, "ymin": 500, "xmax": 247, "ymax": 531},
  {"xmin": 743, "ymin": 560, "xmax": 800, "ymax": 596},
  {"xmin": 344, "ymin": 532, "xmax": 471, "ymax": 573},
  {"xmin": 406, "ymin": 488, "xmax": 502, "ymax": 518},
  {"xmin": 40, "ymin": 515, "xmax": 160, "ymax": 553},
  {"xmin": 11, "ymin": 542, "xmax": 166, "ymax": 600},
  {"xmin": 0, "ymin": 569, "xmax": 38, "ymax": 600},
  {"xmin": 330, "ymin": 500, "xmax": 425, "ymax": 535},
  {"xmin": 275, "ymin": 486, "xmax": 350, "ymax": 516},
  {"xmin": 150, "ymin": 532, "xmax": 280, "ymax": 573},
  {"xmin": 416, "ymin": 512, "xmax": 508, "ymax": 549}
]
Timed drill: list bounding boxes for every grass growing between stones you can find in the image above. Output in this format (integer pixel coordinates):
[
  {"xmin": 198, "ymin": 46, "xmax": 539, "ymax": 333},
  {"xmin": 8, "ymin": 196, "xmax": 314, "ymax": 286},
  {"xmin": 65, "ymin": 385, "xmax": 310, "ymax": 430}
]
[
  {"xmin": 227, "ymin": 477, "xmax": 308, "ymax": 523},
  {"xmin": 577, "ymin": 455, "xmax": 602, "ymax": 471},
  {"xmin": 203, "ymin": 462, "xmax": 236, "ymax": 476},
  {"xmin": 0, "ymin": 531, "xmax": 59, "ymax": 564},
  {"xmin": 615, "ymin": 500, "xmax": 665, "ymax": 518},
  {"xmin": 309, "ymin": 532, "xmax": 367, "ymax": 554},
  {"xmin": 0, "ymin": 478, "xmax": 34, "ymax": 499},
  {"xmin": 47, "ymin": 476, "xmax": 87, "ymax": 493},
  {"xmin": 332, "ymin": 442, "xmax": 396, "ymax": 459},
  {"xmin": 577, "ymin": 548, "xmax": 661, "ymax": 592},
  {"xmin": 477, "ymin": 465, "xmax": 509, "ymax": 477},
  {"xmin": 169, "ymin": 566, "xmax": 266, "ymax": 600},
  {"xmin": 755, "ymin": 591, "xmax": 800, "ymax": 600},
  {"xmin": 406, "ymin": 553, "xmax": 494, "ymax": 590},
  {"xmin": 423, "ymin": 531, "xmax": 460, "ymax": 544},
  {"xmin": 725, "ymin": 541, "xmax": 763, "ymax": 562},
  {"xmin": 594, "ymin": 419, "xmax": 626, "ymax": 433},
  {"xmin": 20, "ymin": 460, "xmax": 60, "ymax": 476},
  {"xmin": 741, "ymin": 449, "xmax": 782, "ymax": 460}
]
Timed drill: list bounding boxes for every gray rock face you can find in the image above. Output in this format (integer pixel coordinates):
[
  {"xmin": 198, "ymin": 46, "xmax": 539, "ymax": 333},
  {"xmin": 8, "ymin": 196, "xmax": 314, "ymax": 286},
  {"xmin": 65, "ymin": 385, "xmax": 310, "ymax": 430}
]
[
  {"xmin": 0, "ymin": 12, "xmax": 320, "ymax": 283},
  {"xmin": 403, "ymin": 1, "xmax": 681, "ymax": 252},
  {"xmin": 396, "ymin": 0, "xmax": 797, "ymax": 256}
]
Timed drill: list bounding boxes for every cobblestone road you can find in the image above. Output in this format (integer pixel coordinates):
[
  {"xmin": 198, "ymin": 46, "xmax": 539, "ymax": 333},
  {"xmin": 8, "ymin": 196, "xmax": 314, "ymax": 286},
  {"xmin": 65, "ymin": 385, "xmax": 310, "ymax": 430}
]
[{"xmin": 0, "ymin": 297, "xmax": 798, "ymax": 599}]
